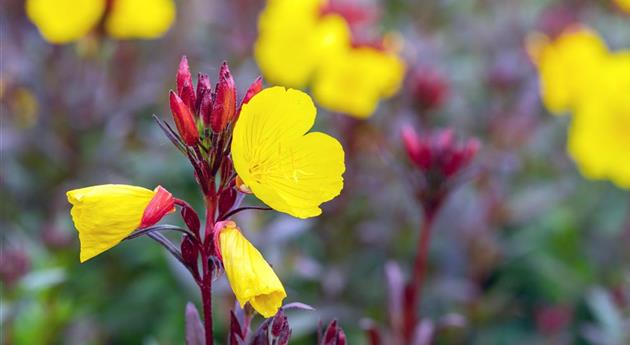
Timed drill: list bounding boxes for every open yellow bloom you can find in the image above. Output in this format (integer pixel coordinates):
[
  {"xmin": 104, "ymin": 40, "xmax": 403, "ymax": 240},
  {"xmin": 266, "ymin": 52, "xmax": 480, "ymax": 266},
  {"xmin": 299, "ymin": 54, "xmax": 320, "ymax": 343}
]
[
  {"xmin": 106, "ymin": 0, "xmax": 176, "ymax": 39},
  {"xmin": 528, "ymin": 27, "xmax": 608, "ymax": 115},
  {"xmin": 567, "ymin": 53, "xmax": 630, "ymax": 189},
  {"xmin": 218, "ymin": 221, "xmax": 286, "ymax": 318},
  {"xmin": 255, "ymin": 0, "xmax": 350, "ymax": 88},
  {"xmin": 312, "ymin": 47, "xmax": 406, "ymax": 118},
  {"xmin": 26, "ymin": 0, "xmax": 106, "ymax": 44},
  {"xmin": 231, "ymin": 87, "xmax": 345, "ymax": 218},
  {"xmin": 67, "ymin": 184, "xmax": 174, "ymax": 262}
]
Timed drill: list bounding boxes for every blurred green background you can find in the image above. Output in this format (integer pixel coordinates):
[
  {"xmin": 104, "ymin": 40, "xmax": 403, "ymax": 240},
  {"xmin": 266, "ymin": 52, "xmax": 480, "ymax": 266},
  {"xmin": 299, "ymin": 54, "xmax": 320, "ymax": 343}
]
[{"xmin": 2, "ymin": 0, "xmax": 630, "ymax": 344}]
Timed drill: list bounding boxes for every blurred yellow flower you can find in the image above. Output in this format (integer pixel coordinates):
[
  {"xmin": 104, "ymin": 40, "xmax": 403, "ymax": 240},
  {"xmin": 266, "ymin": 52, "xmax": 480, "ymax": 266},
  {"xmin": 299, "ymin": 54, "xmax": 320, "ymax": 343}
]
[
  {"xmin": 567, "ymin": 53, "xmax": 630, "ymax": 189},
  {"xmin": 67, "ymin": 184, "xmax": 174, "ymax": 262},
  {"xmin": 528, "ymin": 27, "xmax": 608, "ymax": 115},
  {"xmin": 615, "ymin": 0, "xmax": 630, "ymax": 12},
  {"xmin": 254, "ymin": 0, "xmax": 406, "ymax": 117},
  {"xmin": 231, "ymin": 87, "xmax": 345, "ymax": 218},
  {"xmin": 313, "ymin": 47, "xmax": 406, "ymax": 118},
  {"xmin": 26, "ymin": 0, "xmax": 106, "ymax": 44},
  {"xmin": 106, "ymin": 0, "xmax": 176, "ymax": 39},
  {"xmin": 218, "ymin": 221, "xmax": 286, "ymax": 318},
  {"xmin": 255, "ymin": 0, "xmax": 350, "ymax": 88},
  {"xmin": 25, "ymin": 0, "xmax": 175, "ymax": 44}
]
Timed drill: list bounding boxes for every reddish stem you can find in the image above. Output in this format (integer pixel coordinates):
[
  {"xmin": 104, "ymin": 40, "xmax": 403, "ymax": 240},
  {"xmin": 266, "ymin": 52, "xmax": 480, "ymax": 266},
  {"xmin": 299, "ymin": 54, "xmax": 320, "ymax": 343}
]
[
  {"xmin": 200, "ymin": 249, "xmax": 214, "ymax": 345},
  {"xmin": 200, "ymin": 194, "xmax": 217, "ymax": 345},
  {"xmin": 403, "ymin": 211, "xmax": 436, "ymax": 342}
]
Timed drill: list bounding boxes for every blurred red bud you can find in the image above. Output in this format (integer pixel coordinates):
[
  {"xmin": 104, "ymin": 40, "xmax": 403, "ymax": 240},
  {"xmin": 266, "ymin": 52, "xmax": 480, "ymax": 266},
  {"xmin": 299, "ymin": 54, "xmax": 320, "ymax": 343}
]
[
  {"xmin": 402, "ymin": 127, "xmax": 479, "ymax": 178},
  {"xmin": 140, "ymin": 186, "xmax": 175, "ymax": 228},
  {"xmin": 401, "ymin": 125, "xmax": 430, "ymax": 170},
  {"xmin": 169, "ymin": 90, "xmax": 199, "ymax": 146},
  {"xmin": 229, "ymin": 310, "xmax": 246, "ymax": 345},
  {"xmin": 411, "ymin": 69, "xmax": 448, "ymax": 111},
  {"xmin": 177, "ymin": 56, "xmax": 192, "ymax": 96},
  {"xmin": 210, "ymin": 62, "xmax": 237, "ymax": 132},
  {"xmin": 321, "ymin": 320, "xmax": 346, "ymax": 345},
  {"xmin": 251, "ymin": 309, "xmax": 291, "ymax": 345},
  {"xmin": 0, "ymin": 246, "xmax": 31, "ymax": 288}
]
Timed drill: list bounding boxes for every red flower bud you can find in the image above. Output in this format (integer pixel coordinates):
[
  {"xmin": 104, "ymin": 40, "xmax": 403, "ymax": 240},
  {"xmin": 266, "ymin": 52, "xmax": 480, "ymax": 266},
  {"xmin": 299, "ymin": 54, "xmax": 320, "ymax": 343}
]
[
  {"xmin": 169, "ymin": 90, "xmax": 199, "ymax": 146},
  {"xmin": 321, "ymin": 320, "xmax": 347, "ymax": 345},
  {"xmin": 140, "ymin": 186, "xmax": 175, "ymax": 228},
  {"xmin": 180, "ymin": 78, "xmax": 197, "ymax": 115},
  {"xmin": 177, "ymin": 56, "xmax": 192, "ymax": 96},
  {"xmin": 210, "ymin": 62, "xmax": 237, "ymax": 132},
  {"xmin": 200, "ymin": 89, "xmax": 214, "ymax": 128},
  {"xmin": 411, "ymin": 68, "xmax": 448, "ymax": 111},
  {"xmin": 401, "ymin": 125, "xmax": 431, "ymax": 170},
  {"xmin": 196, "ymin": 73, "xmax": 211, "ymax": 113},
  {"xmin": 242, "ymin": 76, "xmax": 263, "ymax": 106},
  {"xmin": 236, "ymin": 76, "xmax": 263, "ymax": 121}
]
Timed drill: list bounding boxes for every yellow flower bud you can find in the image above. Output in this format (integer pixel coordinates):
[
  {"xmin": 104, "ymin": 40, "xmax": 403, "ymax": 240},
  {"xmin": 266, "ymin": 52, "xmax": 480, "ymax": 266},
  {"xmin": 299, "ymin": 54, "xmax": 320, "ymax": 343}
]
[{"xmin": 218, "ymin": 221, "xmax": 286, "ymax": 318}]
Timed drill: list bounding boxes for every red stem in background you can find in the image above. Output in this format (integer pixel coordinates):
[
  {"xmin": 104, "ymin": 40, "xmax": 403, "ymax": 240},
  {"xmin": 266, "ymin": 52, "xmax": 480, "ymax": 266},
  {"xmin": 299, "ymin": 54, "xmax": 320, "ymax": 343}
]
[{"xmin": 403, "ymin": 210, "xmax": 436, "ymax": 342}]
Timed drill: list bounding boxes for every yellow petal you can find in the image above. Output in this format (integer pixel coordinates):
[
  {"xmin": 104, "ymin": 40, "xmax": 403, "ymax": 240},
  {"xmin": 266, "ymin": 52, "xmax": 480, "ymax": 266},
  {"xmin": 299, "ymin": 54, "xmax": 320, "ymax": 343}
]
[
  {"xmin": 567, "ymin": 54, "xmax": 630, "ymax": 189},
  {"xmin": 312, "ymin": 47, "xmax": 406, "ymax": 118},
  {"xmin": 533, "ymin": 26, "xmax": 608, "ymax": 115},
  {"xmin": 219, "ymin": 222, "xmax": 286, "ymax": 318},
  {"xmin": 26, "ymin": 0, "xmax": 106, "ymax": 44},
  {"xmin": 67, "ymin": 184, "xmax": 155, "ymax": 262},
  {"xmin": 106, "ymin": 0, "xmax": 176, "ymax": 39},
  {"xmin": 232, "ymin": 87, "xmax": 345, "ymax": 218},
  {"xmin": 615, "ymin": 0, "xmax": 630, "ymax": 13}
]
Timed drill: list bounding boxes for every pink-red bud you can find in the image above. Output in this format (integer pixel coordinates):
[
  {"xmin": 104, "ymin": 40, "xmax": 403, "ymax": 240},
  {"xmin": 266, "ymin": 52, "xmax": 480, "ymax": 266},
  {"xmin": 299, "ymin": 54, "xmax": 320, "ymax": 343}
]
[
  {"xmin": 177, "ymin": 56, "xmax": 192, "ymax": 96},
  {"xmin": 196, "ymin": 73, "xmax": 211, "ymax": 112},
  {"xmin": 401, "ymin": 125, "xmax": 431, "ymax": 170},
  {"xmin": 180, "ymin": 78, "xmax": 197, "ymax": 114},
  {"xmin": 210, "ymin": 62, "xmax": 237, "ymax": 132},
  {"xmin": 169, "ymin": 91, "xmax": 199, "ymax": 146},
  {"xmin": 411, "ymin": 69, "xmax": 448, "ymax": 111},
  {"xmin": 140, "ymin": 186, "xmax": 175, "ymax": 229},
  {"xmin": 242, "ymin": 76, "xmax": 263, "ymax": 106}
]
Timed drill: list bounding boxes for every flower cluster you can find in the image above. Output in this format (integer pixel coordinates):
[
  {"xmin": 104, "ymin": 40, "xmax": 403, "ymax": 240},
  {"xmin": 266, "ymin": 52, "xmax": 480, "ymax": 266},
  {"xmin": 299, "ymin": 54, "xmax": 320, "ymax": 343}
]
[
  {"xmin": 66, "ymin": 57, "xmax": 346, "ymax": 342},
  {"xmin": 26, "ymin": 0, "xmax": 175, "ymax": 43},
  {"xmin": 528, "ymin": 26, "xmax": 630, "ymax": 188},
  {"xmin": 255, "ymin": 0, "xmax": 406, "ymax": 118}
]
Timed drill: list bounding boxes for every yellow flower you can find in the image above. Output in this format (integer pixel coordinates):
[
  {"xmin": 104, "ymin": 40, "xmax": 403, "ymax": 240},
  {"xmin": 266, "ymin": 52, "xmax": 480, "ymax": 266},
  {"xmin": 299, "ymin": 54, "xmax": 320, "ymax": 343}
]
[
  {"xmin": 255, "ymin": 0, "xmax": 350, "ymax": 88},
  {"xmin": 218, "ymin": 221, "xmax": 286, "ymax": 318},
  {"xmin": 106, "ymin": 0, "xmax": 176, "ymax": 39},
  {"xmin": 231, "ymin": 87, "xmax": 345, "ymax": 218},
  {"xmin": 615, "ymin": 0, "xmax": 630, "ymax": 12},
  {"xmin": 26, "ymin": 0, "xmax": 106, "ymax": 44},
  {"xmin": 312, "ymin": 46, "xmax": 406, "ymax": 118},
  {"xmin": 67, "ymin": 184, "xmax": 174, "ymax": 262},
  {"xmin": 528, "ymin": 27, "xmax": 608, "ymax": 115},
  {"xmin": 567, "ymin": 53, "xmax": 630, "ymax": 189}
]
